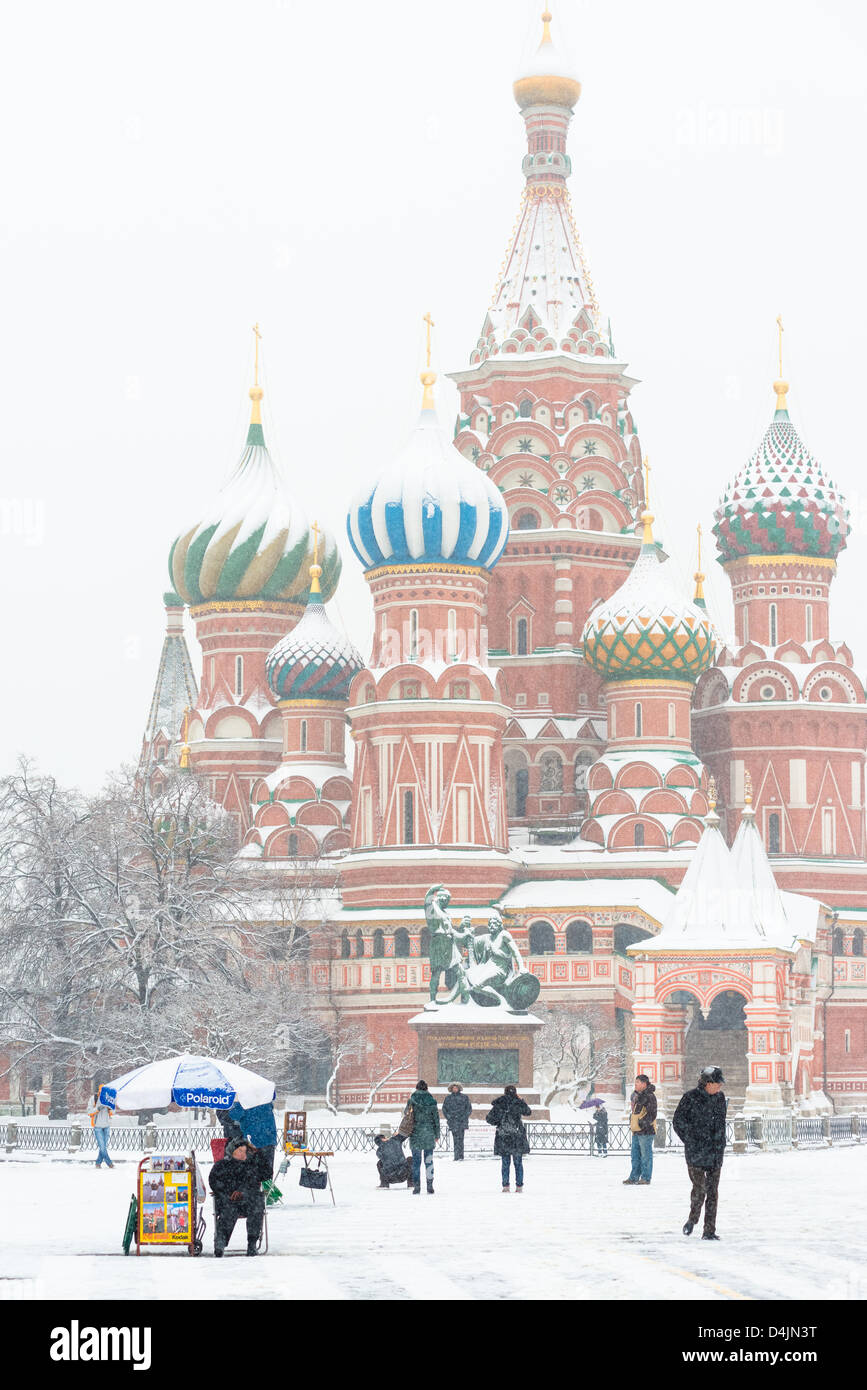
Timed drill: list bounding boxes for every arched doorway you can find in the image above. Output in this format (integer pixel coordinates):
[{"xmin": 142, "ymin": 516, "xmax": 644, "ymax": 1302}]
[{"xmin": 664, "ymin": 987, "xmax": 749, "ymax": 1109}]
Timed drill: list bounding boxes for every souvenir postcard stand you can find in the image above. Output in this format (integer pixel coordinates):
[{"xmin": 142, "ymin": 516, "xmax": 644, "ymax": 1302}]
[
  {"xmin": 133, "ymin": 1152, "xmax": 205, "ymax": 1256},
  {"xmin": 282, "ymin": 1109, "xmax": 336, "ymax": 1206}
]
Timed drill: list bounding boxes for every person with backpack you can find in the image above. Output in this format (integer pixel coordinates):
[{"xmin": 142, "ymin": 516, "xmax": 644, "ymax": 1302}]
[
  {"xmin": 486, "ymin": 1084, "xmax": 531, "ymax": 1191},
  {"xmin": 403, "ymin": 1080, "xmax": 441, "ymax": 1194},
  {"xmin": 593, "ymin": 1103, "xmax": 609, "ymax": 1156},
  {"xmin": 623, "ymin": 1074, "xmax": 657, "ymax": 1185},
  {"xmin": 442, "ymin": 1082, "xmax": 472, "ymax": 1161},
  {"xmin": 374, "ymin": 1131, "xmax": 413, "ymax": 1189}
]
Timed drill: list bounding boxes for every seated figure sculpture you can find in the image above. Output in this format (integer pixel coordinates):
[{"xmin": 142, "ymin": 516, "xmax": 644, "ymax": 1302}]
[{"xmin": 423, "ymin": 887, "xmax": 540, "ymax": 1014}]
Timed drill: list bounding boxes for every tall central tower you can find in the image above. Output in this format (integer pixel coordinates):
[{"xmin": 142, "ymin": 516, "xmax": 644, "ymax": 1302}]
[{"xmin": 447, "ymin": 8, "xmax": 648, "ymax": 838}]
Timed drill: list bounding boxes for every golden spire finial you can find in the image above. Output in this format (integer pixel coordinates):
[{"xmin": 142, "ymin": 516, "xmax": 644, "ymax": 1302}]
[
  {"xmin": 179, "ymin": 706, "xmax": 191, "ymax": 770},
  {"xmin": 420, "ymin": 311, "xmax": 437, "ymax": 409},
  {"xmin": 694, "ymin": 522, "xmax": 706, "ymax": 603},
  {"xmin": 744, "ymin": 768, "xmax": 753, "ymax": 805},
  {"xmin": 309, "ymin": 520, "xmax": 323, "ymax": 595},
  {"xmin": 773, "ymin": 315, "xmax": 788, "ymax": 412},
  {"xmin": 541, "ymin": 8, "xmax": 553, "ymax": 43},
  {"xmin": 707, "ymin": 774, "xmax": 717, "ymax": 812},
  {"xmin": 249, "ymin": 323, "xmax": 264, "ymax": 424},
  {"xmin": 640, "ymin": 456, "xmax": 655, "ymax": 544}
]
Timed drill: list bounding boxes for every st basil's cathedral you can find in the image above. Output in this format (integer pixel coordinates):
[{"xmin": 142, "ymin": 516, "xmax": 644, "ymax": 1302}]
[{"xmin": 143, "ymin": 10, "xmax": 867, "ymax": 1116}]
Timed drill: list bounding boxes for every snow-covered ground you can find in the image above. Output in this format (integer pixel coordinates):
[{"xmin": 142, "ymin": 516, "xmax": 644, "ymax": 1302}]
[{"xmin": 1, "ymin": 1146, "xmax": 864, "ymax": 1301}]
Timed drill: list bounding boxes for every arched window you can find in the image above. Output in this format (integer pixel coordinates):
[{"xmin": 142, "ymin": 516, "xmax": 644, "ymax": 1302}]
[
  {"xmin": 403, "ymin": 789, "xmax": 414, "ymax": 845},
  {"xmin": 516, "ymin": 617, "xmax": 529, "ymax": 655},
  {"xmin": 833, "ymin": 926, "xmax": 844, "ymax": 955},
  {"xmin": 355, "ymin": 929, "xmax": 365, "ymax": 959},
  {"xmin": 614, "ymin": 923, "xmax": 652, "ymax": 953},
  {"xmin": 610, "ymin": 703, "xmax": 617, "ymax": 738},
  {"xmin": 300, "ymin": 720, "xmax": 307, "ymax": 753},
  {"xmin": 769, "ymin": 602, "xmax": 778, "ymax": 647},
  {"xmin": 409, "ymin": 609, "xmax": 419, "ymax": 661},
  {"xmin": 420, "ymin": 926, "xmax": 431, "ymax": 957},
  {"xmin": 518, "ymin": 399, "xmax": 532, "ymax": 418},
  {"xmin": 235, "ymin": 656, "xmax": 244, "ymax": 696},
  {"xmin": 768, "ymin": 812, "xmax": 781, "ymax": 854},
  {"xmin": 210, "ymin": 659, "xmax": 216, "ymax": 687},
  {"xmin": 324, "ymin": 720, "xmax": 332, "ymax": 753},
  {"xmin": 372, "ymin": 929, "xmax": 385, "ymax": 958},
  {"xmin": 529, "ymin": 921, "xmax": 556, "ymax": 954},
  {"xmin": 743, "ymin": 607, "xmax": 750, "ymax": 644},
  {"xmin": 634, "ymin": 703, "xmax": 643, "ymax": 738},
  {"xmin": 566, "ymin": 921, "xmax": 592, "ymax": 953},
  {"xmin": 287, "ymin": 833, "xmax": 299, "ymax": 857},
  {"xmin": 634, "ymin": 823, "xmax": 645, "ymax": 847},
  {"xmin": 340, "ymin": 931, "xmax": 350, "ymax": 960},
  {"xmin": 515, "ymin": 510, "xmax": 540, "ymax": 530},
  {"xmin": 515, "ymin": 768, "xmax": 529, "ymax": 817},
  {"xmin": 852, "ymin": 929, "xmax": 863, "ymax": 957},
  {"xmin": 447, "ymin": 609, "xmax": 457, "ymax": 661},
  {"xmin": 805, "ymin": 605, "xmax": 813, "ymax": 642},
  {"xmin": 668, "ymin": 702, "xmax": 676, "ymax": 738},
  {"xmin": 394, "ymin": 928, "xmax": 410, "ymax": 958}
]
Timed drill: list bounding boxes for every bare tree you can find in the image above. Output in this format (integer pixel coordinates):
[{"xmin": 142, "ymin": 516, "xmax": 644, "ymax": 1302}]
[
  {"xmin": 360, "ymin": 1037, "xmax": 416, "ymax": 1116},
  {"xmin": 535, "ymin": 1005, "xmax": 625, "ymax": 1110}
]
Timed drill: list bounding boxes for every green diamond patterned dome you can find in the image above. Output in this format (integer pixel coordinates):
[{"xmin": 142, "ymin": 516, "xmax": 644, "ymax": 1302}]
[
  {"xmin": 582, "ymin": 542, "xmax": 717, "ymax": 683},
  {"xmin": 713, "ymin": 393, "xmax": 849, "ymax": 564},
  {"xmin": 169, "ymin": 401, "xmax": 340, "ymax": 607}
]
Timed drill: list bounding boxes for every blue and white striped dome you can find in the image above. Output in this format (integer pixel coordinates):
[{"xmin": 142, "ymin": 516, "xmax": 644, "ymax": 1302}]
[{"xmin": 346, "ymin": 406, "xmax": 509, "ymax": 571}]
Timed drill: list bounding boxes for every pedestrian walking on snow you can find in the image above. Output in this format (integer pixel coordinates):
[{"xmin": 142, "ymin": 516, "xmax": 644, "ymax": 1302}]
[
  {"xmin": 404, "ymin": 1080, "xmax": 440, "ymax": 1194},
  {"xmin": 443, "ymin": 1082, "xmax": 472, "ymax": 1160},
  {"xmin": 487, "ymin": 1084, "xmax": 531, "ymax": 1191},
  {"xmin": 88, "ymin": 1093, "xmax": 115, "ymax": 1169},
  {"xmin": 593, "ymin": 1104, "xmax": 609, "ymax": 1156},
  {"xmin": 672, "ymin": 1066, "xmax": 727, "ymax": 1240},
  {"xmin": 623, "ymin": 1075, "xmax": 657, "ymax": 1185}
]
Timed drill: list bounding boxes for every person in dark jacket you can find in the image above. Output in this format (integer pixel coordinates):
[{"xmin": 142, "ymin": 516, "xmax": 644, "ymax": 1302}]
[
  {"xmin": 442, "ymin": 1082, "xmax": 473, "ymax": 1161},
  {"xmin": 374, "ymin": 1132, "xmax": 413, "ymax": 1188},
  {"xmin": 593, "ymin": 1104, "xmax": 609, "ymax": 1156},
  {"xmin": 405, "ymin": 1080, "xmax": 441, "ymax": 1194},
  {"xmin": 208, "ymin": 1138, "xmax": 270, "ymax": 1256},
  {"xmin": 672, "ymin": 1066, "xmax": 727, "ymax": 1240},
  {"xmin": 623, "ymin": 1075, "xmax": 657, "ymax": 1185},
  {"xmin": 486, "ymin": 1084, "xmax": 531, "ymax": 1191},
  {"xmin": 216, "ymin": 1107, "xmax": 243, "ymax": 1144}
]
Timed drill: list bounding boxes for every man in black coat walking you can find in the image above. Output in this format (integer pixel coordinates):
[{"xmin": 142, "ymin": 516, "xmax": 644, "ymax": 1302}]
[
  {"xmin": 672, "ymin": 1066, "xmax": 728, "ymax": 1240},
  {"xmin": 442, "ymin": 1083, "xmax": 473, "ymax": 1161},
  {"xmin": 208, "ymin": 1138, "xmax": 270, "ymax": 1256}
]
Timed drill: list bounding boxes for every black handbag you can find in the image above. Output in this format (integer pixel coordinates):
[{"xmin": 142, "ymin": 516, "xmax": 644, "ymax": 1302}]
[{"xmin": 299, "ymin": 1165, "xmax": 328, "ymax": 1190}]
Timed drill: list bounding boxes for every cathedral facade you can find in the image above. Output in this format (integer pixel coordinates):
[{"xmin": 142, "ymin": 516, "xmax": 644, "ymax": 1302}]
[{"xmin": 147, "ymin": 11, "xmax": 867, "ymax": 1115}]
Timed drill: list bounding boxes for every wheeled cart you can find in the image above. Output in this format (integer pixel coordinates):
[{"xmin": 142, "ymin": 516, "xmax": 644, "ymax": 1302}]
[{"xmin": 123, "ymin": 1152, "xmax": 206, "ymax": 1256}]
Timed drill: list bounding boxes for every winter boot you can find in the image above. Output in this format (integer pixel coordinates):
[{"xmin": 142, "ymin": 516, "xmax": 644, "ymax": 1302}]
[
  {"xmin": 622, "ymin": 1178, "xmax": 638, "ymax": 1184},
  {"xmin": 214, "ymin": 1245, "xmax": 225, "ymax": 1259},
  {"xmin": 426, "ymin": 1182, "xmax": 434, "ymax": 1194},
  {"xmin": 247, "ymin": 1241, "xmax": 258, "ymax": 1256},
  {"xmin": 515, "ymin": 1185, "xmax": 523, "ymax": 1193},
  {"xmin": 637, "ymin": 1178, "xmax": 651, "ymax": 1185},
  {"xmin": 502, "ymin": 1185, "xmax": 510, "ymax": 1192},
  {"xmin": 412, "ymin": 1184, "xmax": 421, "ymax": 1194},
  {"xmin": 701, "ymin": 1232, "xmax": 720, "ymax": 1241},
  {"xmin": 683, "ymin": 1220, "xmax": 695, "ymax": 1236}
]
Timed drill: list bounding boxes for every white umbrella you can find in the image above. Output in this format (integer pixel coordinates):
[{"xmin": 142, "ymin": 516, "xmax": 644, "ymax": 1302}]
[{"xmin": 99, "ymin": 1054, "xmax": 275, "ymax": 1112}]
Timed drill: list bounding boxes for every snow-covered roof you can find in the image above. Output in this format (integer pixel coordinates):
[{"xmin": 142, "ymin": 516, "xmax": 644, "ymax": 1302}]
[
  {"xmin": 259, "ymin": 760, "xmax": 352, "ymax": 797},
  {"xmin": 498, "ymin": 877, "xmax": 674, "ymax": 925}
]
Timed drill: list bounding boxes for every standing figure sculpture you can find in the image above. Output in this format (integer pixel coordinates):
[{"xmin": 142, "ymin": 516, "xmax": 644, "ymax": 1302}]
[{"xmin": 423, "ymin": 884, "xmax": 473, "ymax": 1009}]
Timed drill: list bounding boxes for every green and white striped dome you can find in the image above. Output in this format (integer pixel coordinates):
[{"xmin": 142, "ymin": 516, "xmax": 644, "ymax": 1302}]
[{"xmin": 169, "ymin": 398, "xmax": 340, "ymax": 607}]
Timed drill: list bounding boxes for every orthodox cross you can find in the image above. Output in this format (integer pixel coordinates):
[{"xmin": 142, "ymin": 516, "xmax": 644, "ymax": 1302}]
[
  {"xmin": 311, "ymin": 519, "xmax": 321, "ymax": 567},
  {"xmin": 697, "ymin": 522, "xmax": 703, "ymax": 570},
  {"xmin": 776, "ymin": 315, "xmax": 784, "ymax": 378},
  {"xmin": 642, "ymin": 455, "xmax": 651, "ymax": 510},
  {"xmin": 423, "ymin": 311, "xmax": 434, "ymax": 368}
]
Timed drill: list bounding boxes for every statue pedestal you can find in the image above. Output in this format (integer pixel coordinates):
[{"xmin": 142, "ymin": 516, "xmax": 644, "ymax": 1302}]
[{"xmin": 408, "ymin": 1002, "xmax": 548, "ymax": 1119}]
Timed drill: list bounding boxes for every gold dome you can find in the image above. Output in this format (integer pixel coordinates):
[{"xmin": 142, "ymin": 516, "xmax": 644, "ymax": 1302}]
[{"xmin": 513, "ymin": 8, "xmax": 581, "ymax": 110}]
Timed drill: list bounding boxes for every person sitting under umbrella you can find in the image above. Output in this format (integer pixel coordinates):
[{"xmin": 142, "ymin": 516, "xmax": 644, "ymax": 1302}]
[{"xmin": 208, "ymin": 1138, "xmax": 270, "ymax": 1257}]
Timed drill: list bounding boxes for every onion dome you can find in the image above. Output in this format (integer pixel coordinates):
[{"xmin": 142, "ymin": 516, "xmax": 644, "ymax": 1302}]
[
  {"xmin": 266, "ymin": 546, "xmax": 363, "ymax": 703},
  {"xmin": 169, "ymin": 374, "xmax": 341, "ymax": 607},
  {"xmin": 581, "ymin": 491, "xmax": 717, "ymax": 682},
  {"xmin": 713, "ymin": 381, "xmax": 849, "ymax": 564},
  {"xmin": 346, "ymin": 368, "xmax": 509, "ymax": 572},
  {"xmin": 513, "ymin": 8, "xmax": 581, "ymax": 111}
]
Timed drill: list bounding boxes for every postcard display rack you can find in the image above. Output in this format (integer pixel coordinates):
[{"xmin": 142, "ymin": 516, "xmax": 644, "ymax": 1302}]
[{"xmin": 132, "ymin": 1153, "xmax": 206, "ymax": 1256}]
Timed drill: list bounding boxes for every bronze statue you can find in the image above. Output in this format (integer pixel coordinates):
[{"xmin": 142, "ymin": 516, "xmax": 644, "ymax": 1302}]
[{"xmin": 423, "ymin": 888, "xmax": 540, "ymax": 1013}]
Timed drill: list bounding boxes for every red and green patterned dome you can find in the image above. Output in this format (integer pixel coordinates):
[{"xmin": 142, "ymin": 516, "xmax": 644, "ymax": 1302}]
[
  {"xmin": 582, "ymin": 538, "xmax": 717, "ymax": 683},
  {"xmin": 713, "ymin": 386, "xmax": 849, "ymax": 564}
]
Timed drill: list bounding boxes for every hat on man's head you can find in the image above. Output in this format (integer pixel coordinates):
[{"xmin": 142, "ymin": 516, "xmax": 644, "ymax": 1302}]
[
  {"xmin": 227, "ymin": 1137, "xmax": 248, "ymax": 1156},
  {"xmin": 700, "ymin": 1066, "xmax": 725, "ymax": 1085}
]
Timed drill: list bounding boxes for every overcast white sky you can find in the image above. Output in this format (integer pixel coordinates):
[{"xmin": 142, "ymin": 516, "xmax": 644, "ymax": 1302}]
[{"xmin": 2, "ymin": 0, "xmax": 865, "ymax": 790}]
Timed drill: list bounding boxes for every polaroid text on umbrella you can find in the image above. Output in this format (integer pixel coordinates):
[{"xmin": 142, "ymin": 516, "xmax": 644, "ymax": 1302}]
[
  {"xmin": 172, "ymin": 1088, "xmax": 233, "ymax": 1107},
  {"xmin": 49, "ymin": 1320, "xmax": 152, "ymax": 1371}
]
